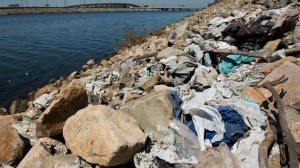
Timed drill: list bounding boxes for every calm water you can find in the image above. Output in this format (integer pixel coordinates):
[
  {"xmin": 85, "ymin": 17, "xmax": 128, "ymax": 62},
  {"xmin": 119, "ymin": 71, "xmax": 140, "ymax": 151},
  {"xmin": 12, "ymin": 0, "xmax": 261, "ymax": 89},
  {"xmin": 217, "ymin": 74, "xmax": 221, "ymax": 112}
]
[{"xmin": 0, "ymin": 11, "xmax": 193, "ymax": 108}]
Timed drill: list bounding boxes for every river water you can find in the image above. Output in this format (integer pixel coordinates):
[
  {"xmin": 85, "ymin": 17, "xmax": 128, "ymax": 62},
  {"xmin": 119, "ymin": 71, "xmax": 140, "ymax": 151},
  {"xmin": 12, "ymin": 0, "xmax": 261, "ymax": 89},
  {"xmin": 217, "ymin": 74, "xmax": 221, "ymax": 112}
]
[{"xmin": 0, "ymin": 11, "xmax": 193, "ymax": 108}]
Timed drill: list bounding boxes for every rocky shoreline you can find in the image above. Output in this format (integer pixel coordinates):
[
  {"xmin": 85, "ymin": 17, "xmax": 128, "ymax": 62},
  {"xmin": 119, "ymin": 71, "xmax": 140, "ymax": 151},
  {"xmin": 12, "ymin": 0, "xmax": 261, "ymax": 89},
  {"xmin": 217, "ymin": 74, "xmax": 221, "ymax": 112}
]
[{"xmin": 1, "ymin": 0, "xmax": 300, "ymax": 167}]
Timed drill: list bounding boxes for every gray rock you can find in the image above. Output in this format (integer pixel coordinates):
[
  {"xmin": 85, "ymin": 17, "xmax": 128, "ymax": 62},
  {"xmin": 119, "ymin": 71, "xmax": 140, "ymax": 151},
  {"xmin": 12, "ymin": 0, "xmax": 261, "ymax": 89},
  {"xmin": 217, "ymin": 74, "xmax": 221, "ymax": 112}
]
[
  {"xmin": 63, "ymin": 105, "xmax": 146, "ymax": 167},
  {"xmin": 157, "ymin": 47, "xmax": 185, "ymax": 60},
  {"xmin": 120, "ymin": 90, "xmax": 174, "ymax": 131},
  {"xmin": 0, "ymin": 108, "xmax": 8, "ymax": 115},
  {"xmin": 41, "ymin": 155, "xmax": 80, "ymax": 168},
  {"xmin": 174, "ymin": 21, "xmax": 189, "ymax": 39}
]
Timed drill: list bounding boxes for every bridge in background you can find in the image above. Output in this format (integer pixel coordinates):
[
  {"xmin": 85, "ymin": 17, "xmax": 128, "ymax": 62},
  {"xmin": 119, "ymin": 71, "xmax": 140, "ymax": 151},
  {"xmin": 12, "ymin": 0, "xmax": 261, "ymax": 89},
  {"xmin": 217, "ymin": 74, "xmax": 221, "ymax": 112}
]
[
  {"xmin": 67, "ymin": 3, "xmax": 140, "ymax": 8},
  {"xmin": 67, "ymin": 3, "xmax": 199, "ymax": 11}
]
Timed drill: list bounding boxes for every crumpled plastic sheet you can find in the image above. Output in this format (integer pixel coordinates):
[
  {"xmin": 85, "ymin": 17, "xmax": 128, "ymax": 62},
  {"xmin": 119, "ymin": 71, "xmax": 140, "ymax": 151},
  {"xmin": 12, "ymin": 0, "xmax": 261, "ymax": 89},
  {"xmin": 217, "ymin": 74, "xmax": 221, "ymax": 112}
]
[
  {"xmin": 189, "ymin": 65, "xmax": 218, "ymax": 89},
  {"xmin": 181, "ymin": 79, "xmax": 233, "ymax": 110},
  {"xmin": 210, "ymin": 23, "xmax": 228, "ymax": 38},
  {"xmin": 231, "ymin": 127, "xmax": 266, "ymax": 168},
  {"xmin": 185, "ymin": 37, "xmax": 204, "ymax": 46},
  {"xmin": 184, "ymin": 44, "xmax": 204, "ymax": 64},
  {"xmin": 169, "ymin": 119, "xmax": 201, "ymax": 159},
  {"xmin": 159, "ymin": 56, "xmax": 198, "ymax": 86},
  {"xmin": 244, "ymin": 9, "xmax": 263, "ymax": 24},
  {"xmin": 112, "ymin": 87, "xmax": 144, "ymax": 104},
  {"xmin": 198, "ymin": 40, "xmax": 238, "ymax": 51},
  {"xmin": 227, "ymin": 64, "xmax": 265, "ymax": 95},
  {"xmin": 33, "ymin": 94, "xmax": 55, "ymax": 109},
  {"xmin": 134, "ymin": 120, "xmax": 199, "ymax": 168},
  {"xmin": 83, "ymin": 70, "xmax": 119, "ymax": 104},
  {"xmin": 208, "ymin": 10, "xmax": 246, "ymax": 27},
  {"xmin": 271, "ymin": 49, "xmax": 286, "ymax": 62}
]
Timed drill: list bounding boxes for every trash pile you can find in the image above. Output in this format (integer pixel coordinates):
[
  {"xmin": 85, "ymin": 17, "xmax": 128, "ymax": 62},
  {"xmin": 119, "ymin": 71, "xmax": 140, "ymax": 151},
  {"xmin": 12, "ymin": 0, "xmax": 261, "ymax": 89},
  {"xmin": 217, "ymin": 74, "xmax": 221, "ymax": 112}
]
[{"xmin": 1, "ymin": 0, "xmax": 300, "ymax": 167}]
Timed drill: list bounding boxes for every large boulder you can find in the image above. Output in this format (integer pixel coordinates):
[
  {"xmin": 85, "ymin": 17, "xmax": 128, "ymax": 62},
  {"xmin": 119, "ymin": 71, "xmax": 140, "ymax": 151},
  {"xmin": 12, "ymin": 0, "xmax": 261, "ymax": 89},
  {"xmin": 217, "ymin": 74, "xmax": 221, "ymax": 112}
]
[
  {"xmin": 0, "ymin": 115, "xmax": 22, "ymax": 127},
  {"xmin": 36, "ymin": 79, "xmax": 88, "ymax": 137},
  {"xmin": 120, "ymin": 90, "xmax": 174, "ymax": 131},
  {"xmin": 258, "ymin": 61, "xmax": 300, "ymax": 107},
  {"xmin": 0, "ymin": 125, "xmax": 24, "ymax": 166},
  {"xmin": 17, "ymin": 137, "xmax": 68, "ymax": 168},
  {"xmin": 9, "ymin": 100, "xmax": 29, "ymax": 114},
  {"xmin": 63, "ymin": 105, "xmax": 146, "ymax": 167},
  {"xmin": 156, "ymin": 47, "xmax": 185, "ymax": 60},
  {"xmin": 260, "ymin": 56, "xmax": 299, "ymax": 74}
]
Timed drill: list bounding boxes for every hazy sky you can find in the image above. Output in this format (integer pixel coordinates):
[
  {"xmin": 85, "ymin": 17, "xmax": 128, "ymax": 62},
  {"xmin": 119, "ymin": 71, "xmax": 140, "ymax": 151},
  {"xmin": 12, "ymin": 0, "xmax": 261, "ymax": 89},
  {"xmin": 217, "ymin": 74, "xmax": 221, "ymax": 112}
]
[{"xmin": 0, "ymin": 0, "xmax": 214, "ymax": 8}]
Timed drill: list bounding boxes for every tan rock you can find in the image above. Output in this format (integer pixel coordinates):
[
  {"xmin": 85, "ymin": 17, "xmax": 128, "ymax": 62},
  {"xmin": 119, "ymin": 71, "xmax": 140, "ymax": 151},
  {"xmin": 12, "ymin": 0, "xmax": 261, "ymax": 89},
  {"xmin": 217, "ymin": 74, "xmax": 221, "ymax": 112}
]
[
  {"xmin": 120, "ymin": 90, "xmax": 174, "ymax": 131},
  {"xmin": 260, "ymin": 39, "xmax": 281, "ymax": 55},
  {"xmin": 154, "ymin": 85, "xmax": 176, "ymax": 92},
  {"xmin": 34, "ymin": 85, "xmax": 57, "ymax": 99},
  {"xmin": 128, "ymin": 46, "xmax": 145, "ymax": 57},
  {"xmin": 241, "ymin": 87, "xmax": 267, "ymax": 105},
  {"xmin": 17, "ymin": 139, "xmax": 51, "ymax": 168},
  {"xmin": 122, "ymin": 92, "xmax": 142, "ymax": 105},
  {"xmin": 269, "ymin": 155, "xmax": 281, "ymax": 168},
  {"xmin": 0, "ymin": 125, "xmax": 24, "ymax": 166},
  {"xmin": 173, "ymin": 39, "xmax": 186, "ymax": 49},
  {"xmin": 137, "ymin": 76, "xmax": 158, "ymax": 92},
  {"xmin": 260, "ymin": 56, "xmax": 299, "ymax": 74},
  {"xmin": 36, "ymin": 79, "xmax": 88, "ymax": 137},
  {"xmin": 86, "ymin": 59, "xmax": 95, "ymax": 66},
  {"xmin": 156, "ymin": 47, "xmax": 185, "ymax": 60},
  {"xmin": 18, "ymin": 137, "xmax": 68, "ymax": 168},
  {"xmin": 82, "ymin": 64, "xmax": 90, "ymax": 71},
  {"xmin": 259, "ymin": 61, "xmax": 300, "ymax": 107},
  {"xmin": 195, "ymin": 144, "xmax": 240, "ymax": 168},
  {"xmin": 0, "ymin": 115, "xmax": 22, "ymax": 127},
  {"xmin": 63, "ymin": 105, "xmax": 146, "ymax": 166},
  {"xmin": 282, "ymin": 34, "xmax": 293, "ymax": 46},
  {"xmin": 9, "ymin": 100, "xmax": 29, "ymax": 114},
  {"xmin": 100, "ymin": 59, "xmax": 109, "ymax": 66},
  {"xmin": 285, "ymin": 108, "xmax": 300, "ymax": 144}
]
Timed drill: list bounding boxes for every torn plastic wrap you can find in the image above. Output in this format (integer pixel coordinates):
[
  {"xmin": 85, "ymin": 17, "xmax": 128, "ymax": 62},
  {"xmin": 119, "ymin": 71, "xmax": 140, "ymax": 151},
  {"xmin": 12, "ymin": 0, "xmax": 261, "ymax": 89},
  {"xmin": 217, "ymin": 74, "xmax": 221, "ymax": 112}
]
[
  {"xmin": 83, "ymin": 70, "xmax": 119, "ymax": 104},
  {"xmin": 33, "ymin": 94, "xmax": 55, "ymax": 109},
  {"xmin": 134, "ymin": 120, "xmax": 200, "ymax": 168}
]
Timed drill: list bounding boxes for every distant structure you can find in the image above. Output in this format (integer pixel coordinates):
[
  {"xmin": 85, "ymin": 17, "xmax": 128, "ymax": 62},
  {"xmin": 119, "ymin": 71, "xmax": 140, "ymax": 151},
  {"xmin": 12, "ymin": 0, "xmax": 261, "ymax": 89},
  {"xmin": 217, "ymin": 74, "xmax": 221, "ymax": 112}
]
[
  {"xmin": 67, "ymin": 3, "xmax": 140, "ymax": 8},
  {"xmin": 67, "ymin": 3, "xmax": 198, "ymax": 11},
  {"xmin": 8, "ymin": 4, "xmax": 21, "ymax": 8}
]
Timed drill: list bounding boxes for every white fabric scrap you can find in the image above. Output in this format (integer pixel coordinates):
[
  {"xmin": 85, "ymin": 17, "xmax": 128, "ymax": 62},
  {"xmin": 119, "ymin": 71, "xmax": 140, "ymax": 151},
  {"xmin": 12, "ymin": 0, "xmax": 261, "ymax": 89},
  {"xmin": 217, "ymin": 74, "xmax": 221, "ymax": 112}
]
[
  {"xmin": 231, "ymin": 127, "xmax": 266, "ymax": 168},
  {"xmin": 185, "ymin": 106, "xmax": 225, "ymax": 151},
  {"xmin": 33, "ymin": 94, "xmax": 55, "ymax": 109}
]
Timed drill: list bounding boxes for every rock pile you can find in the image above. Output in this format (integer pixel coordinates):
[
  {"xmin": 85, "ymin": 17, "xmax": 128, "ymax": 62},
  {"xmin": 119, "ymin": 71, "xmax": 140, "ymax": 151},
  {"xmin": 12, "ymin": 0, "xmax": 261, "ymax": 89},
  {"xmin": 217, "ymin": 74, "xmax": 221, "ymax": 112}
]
[{"xmin": 1, "ymin": 0, "xmax": 300, "ymax": 167}]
